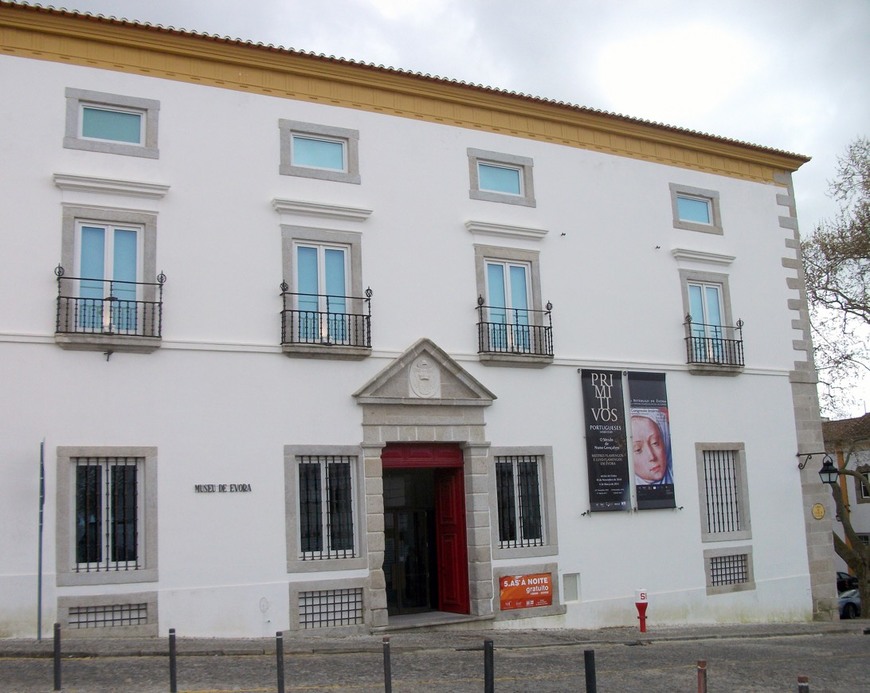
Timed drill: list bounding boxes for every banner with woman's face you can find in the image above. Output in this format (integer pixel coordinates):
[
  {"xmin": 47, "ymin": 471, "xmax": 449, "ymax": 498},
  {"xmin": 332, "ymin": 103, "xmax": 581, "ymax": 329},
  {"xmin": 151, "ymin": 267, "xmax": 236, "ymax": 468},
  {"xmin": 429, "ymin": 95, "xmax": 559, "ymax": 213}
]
[{"xmin": 628, "ymin": 373, "xmax": 676, "ymax": 509}]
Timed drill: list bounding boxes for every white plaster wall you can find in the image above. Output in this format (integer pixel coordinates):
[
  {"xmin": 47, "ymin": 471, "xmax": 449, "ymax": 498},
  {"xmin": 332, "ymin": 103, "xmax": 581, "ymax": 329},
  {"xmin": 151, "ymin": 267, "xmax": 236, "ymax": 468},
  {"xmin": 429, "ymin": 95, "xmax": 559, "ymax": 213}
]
[{"xmin": 0, "ymin": 54, "xmax": 814, "ymax": 636}]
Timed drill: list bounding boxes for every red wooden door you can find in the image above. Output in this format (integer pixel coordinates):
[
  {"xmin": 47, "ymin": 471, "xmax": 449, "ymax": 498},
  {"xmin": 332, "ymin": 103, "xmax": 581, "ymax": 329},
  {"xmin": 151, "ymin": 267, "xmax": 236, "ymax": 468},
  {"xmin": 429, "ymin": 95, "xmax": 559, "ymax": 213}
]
[{"xmin": 435, "ymin": 467, "xmax": 470, "ymax": 614}]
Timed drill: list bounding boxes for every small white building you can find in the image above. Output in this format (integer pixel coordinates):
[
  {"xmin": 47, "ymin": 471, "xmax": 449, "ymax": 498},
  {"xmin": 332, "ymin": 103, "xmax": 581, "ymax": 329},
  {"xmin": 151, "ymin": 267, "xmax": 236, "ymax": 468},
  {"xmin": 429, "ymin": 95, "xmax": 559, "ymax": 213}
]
[
  {"xmin": 0, "ymin": 2, "xmax": 837, "ymax": 638},
  {"xmin": 823, "ymin": 414, "xmax": 870, "ymax": 577}
]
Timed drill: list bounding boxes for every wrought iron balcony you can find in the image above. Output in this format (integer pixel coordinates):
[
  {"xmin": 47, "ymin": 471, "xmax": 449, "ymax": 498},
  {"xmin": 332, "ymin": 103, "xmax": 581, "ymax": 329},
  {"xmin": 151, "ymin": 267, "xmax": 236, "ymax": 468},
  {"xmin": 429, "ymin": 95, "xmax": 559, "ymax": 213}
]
[
  {"xmin": 55, "ymin": 265, "xmax": 166, "ymax": 339},
  {"xmin": 280, "ymin": 285, "xmax": 372, "ymax": 350},
  {"xmin": 684, "ymin": 315, "xmax": 744, "ymax": 367},
  {"xmin": 476, "ymin": 297, "xmax": 554, "ymax": 358}
]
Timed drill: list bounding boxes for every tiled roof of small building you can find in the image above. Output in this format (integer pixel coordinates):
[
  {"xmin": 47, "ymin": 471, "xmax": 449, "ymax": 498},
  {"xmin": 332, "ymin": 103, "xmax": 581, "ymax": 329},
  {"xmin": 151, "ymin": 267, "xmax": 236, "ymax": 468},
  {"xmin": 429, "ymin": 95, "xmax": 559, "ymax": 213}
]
[{"xmin": 823, "ymin": 413, "xmax": 870, "ymax": 445}]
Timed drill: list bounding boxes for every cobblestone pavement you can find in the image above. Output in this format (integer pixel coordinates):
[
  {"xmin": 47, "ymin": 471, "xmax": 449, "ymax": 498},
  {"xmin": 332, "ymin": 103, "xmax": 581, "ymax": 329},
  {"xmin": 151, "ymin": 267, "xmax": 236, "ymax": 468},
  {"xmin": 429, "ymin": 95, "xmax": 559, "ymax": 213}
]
[{"xmin": 1, "ymin": 622, "xmax": 868, "ymax": 692}]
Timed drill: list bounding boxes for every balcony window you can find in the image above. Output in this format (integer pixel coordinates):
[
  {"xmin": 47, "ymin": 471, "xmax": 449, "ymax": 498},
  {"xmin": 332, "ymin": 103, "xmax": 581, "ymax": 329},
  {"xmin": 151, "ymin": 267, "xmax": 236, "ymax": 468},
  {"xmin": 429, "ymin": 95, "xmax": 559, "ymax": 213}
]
[
  {"xmin": 55, "ymin": 207, "xmax": 163, "ymax": 354},
  {"xmin": 684, "ymin": 314, "xmax": 744, "ymax": 368},
  {"xmin": 477, "ymin": 296, "xmax": 553, "ymax": 359},
  {"xmin": 280, "ymin": 226, "xmax": 370, "ymax": 360},
  {"xmin": 281, "ymin": 284, "xmax": 372, "ymax": 352},
  {"xmin": 55, "ymin": 266, "xmax": 166, "ymax": 341},
  {"xmin": 679, "ymin": 270, "xmax": 742, "ymax": 374},
  {"xmin": 473, "ymin": 245, "xmax": 552, "ymax": 366}
]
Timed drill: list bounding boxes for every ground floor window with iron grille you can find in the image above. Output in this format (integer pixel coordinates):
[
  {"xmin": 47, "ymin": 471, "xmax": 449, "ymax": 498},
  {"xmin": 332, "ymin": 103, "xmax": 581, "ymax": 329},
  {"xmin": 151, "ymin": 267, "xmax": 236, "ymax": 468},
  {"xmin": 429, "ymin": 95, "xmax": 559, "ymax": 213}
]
[
  {"xmin": 297, "ymin": 455, "xmax": 356, "ymax": 559},
  {"xmin": 299, "ymin": 588, "xmax": 363, "ymax": 628},
  {"xmin": 69, "ymin": 602, "xmax": 148, "ymax": 629},
  {"xmin": 74, "ymin": 456, "xmax": 142, "ymax": 572},
  {"xmin": 704, "ymin": 547, "xmax": 755, "ymax": 594},
  {"xmin": 495, "ymin": 455, "xmax": 544, "ymax": 548}
]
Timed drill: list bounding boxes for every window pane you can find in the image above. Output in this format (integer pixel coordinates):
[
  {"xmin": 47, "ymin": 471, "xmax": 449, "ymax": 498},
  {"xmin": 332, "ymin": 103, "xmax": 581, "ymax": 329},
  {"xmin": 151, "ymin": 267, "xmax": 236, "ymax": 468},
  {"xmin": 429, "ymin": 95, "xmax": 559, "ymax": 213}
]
[
  {"xmin": 111, "ymin": 229, "xmax": 139, "ymax": 333},
  {"xmin": 495, "ymin": 462, "xmax": 517, "ymax": 543},
  {"xmin": 299, "ymin": 463, "xmax": 322, "ymax": 553},
  {"xmin": 79, "ymin": 227, "xmax": 106, "ymax": 330},
  {"xmin": 80, "ymin": 226, "xmax": 105, "ymax": 296},
  {"xmin": 110, "ymin": 464, "xmax": 138, "ymax": 563},
  {"xmin": 509, "ymin": 265, "xmax": 529, "ymax": 319},
  {"xmin": 296, "ymin": 245, "xmax": 320, "ymax": 323},
  {"xmin": 293, "ymin": 136, "xmax": 345, "ymax": 171},
  {"xmin": 688, "ymin": 283, "xmax": 706, "ymax": 335},
  {"xmin": 478, "ymin": 163, "xmax": 521, "ymax": 195},
  {"xmin": 517, "ymin": 459, "xmax": 543, "ymax": 542},
  {"xmin": 82, "ymin": 107, "xmax": 142, "ymax": 144},
  {"xmin": 704, "ymin": 285, "xmax": 722, "ymax": 328},
  {"xmin": 487, "ymin": 263, "xmax": 506, "ymax": 313},
  {"xmin": 75, "ymin": 464, "xmax": 102, "ymax": 564},
  {"xmin": 324, "ymin": 248, "xmax": 347, "ymax": 318},
  {"xmin": 676, "ymin": 195, "xmax": 711, "ymax": 224},
  {"xmin": 327, "ymin": 462, "xmax": 354, "ymax": 552}
]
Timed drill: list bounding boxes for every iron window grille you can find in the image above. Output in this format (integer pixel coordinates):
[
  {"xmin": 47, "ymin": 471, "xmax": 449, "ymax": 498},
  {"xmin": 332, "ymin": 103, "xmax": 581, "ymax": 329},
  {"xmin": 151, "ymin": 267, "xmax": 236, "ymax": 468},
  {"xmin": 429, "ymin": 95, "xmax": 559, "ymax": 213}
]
[
  {"xmin": 280, "ymin": 285, "xmax": 372, "ymax": 348},
  {"xmin": 73, "ymin": 457, "xmax": 142, "ymax": 573},
  {"xmin": 683, "ymin": 315, "xmax": 744, "ymax": 367},
  {"xmin": 297, "ymin": 455, "xmax": 356, "ymax": 560},
  {"xmin": 495, "ymin": 455, "xmax": 544, "ymax": 548},
  {"xmin": 55, "ymin": 265, "xmax": 166, "ymax": 338},
  {"xmin": 702, "ymin": 449, "xmax": 743, "ymax": 535},
  {"xmin": 709, "ymin": 553, "xmax": 749, "ymax": 586},
  {"xmin": 68, "ymin": 603, "xmax": 148, "ymax": 629},
  {"xmin": 476, "ymin": 297, "xmax": 553, "ymax": 357},
  {"xmin": 299, "ymin": 588, "xmax": 363, "ymax": 628}
]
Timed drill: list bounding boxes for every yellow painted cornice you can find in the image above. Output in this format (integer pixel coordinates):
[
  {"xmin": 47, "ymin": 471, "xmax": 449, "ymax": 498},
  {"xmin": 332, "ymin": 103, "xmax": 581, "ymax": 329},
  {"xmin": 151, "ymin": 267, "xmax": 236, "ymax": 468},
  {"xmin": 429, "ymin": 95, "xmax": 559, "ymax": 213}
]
[{"xmin": 0, "ymin": 3, "xmax": 809, "ymax": 182}]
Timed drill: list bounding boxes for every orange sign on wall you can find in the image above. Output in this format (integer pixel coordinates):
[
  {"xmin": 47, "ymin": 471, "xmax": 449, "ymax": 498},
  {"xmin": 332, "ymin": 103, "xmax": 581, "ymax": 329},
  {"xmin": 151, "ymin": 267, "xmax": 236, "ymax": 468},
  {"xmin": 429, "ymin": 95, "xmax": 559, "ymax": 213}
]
[{"xmin": 499, "ymin": 572, "xmax": 553, "ymax": 610}]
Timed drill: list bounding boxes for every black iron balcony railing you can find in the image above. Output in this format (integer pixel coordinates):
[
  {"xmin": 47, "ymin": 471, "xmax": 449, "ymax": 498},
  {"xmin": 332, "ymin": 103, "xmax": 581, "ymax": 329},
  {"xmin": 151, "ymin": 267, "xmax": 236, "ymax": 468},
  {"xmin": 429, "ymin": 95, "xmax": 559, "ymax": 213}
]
[
  {"xmin": 476, "ymin": 296, "xmax": 554, "ymax": 357},
  {"xmin": 55, "ymin": 265, "xmax": 166, "ymax": 338},
  {"xmin": 280, "ymin": 284, "xmax": 372, "ymax": 348},
  {"xmin": 684, "ymin": 315, "xmax": 744, "ymax": 367}
]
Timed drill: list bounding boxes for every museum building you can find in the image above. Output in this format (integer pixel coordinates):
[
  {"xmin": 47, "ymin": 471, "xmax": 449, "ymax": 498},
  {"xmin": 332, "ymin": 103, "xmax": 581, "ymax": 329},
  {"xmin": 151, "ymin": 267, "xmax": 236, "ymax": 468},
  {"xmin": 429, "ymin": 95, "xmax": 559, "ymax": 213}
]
[{"xmin": 0, "ymin": 1, "xmax": 837, "ymax": 638}]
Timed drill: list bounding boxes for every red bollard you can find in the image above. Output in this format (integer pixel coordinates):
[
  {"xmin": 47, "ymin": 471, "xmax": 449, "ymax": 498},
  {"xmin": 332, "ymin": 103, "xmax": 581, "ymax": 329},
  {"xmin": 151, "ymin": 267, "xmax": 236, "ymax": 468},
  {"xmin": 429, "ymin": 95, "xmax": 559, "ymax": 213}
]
[{"xmin": 635, "ymin": 590, "xmax": 648, "ymax": 633}]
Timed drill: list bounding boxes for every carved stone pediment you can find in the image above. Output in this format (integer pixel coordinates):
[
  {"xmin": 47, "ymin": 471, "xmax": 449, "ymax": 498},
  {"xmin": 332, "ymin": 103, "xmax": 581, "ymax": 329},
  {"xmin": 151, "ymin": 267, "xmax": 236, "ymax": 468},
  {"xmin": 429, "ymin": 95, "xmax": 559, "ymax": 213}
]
[{"xmin": 353, "ymin": 338, "xmax": 495, "ymax": 406}]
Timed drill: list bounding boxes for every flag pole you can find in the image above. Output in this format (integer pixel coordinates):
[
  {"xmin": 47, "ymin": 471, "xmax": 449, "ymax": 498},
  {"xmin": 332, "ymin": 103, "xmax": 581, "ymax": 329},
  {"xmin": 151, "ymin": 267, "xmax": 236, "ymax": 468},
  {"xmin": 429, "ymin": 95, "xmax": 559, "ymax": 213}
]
[{"xmin": 37, "ymin": 439, "xmax": 45, "ymax": 641}]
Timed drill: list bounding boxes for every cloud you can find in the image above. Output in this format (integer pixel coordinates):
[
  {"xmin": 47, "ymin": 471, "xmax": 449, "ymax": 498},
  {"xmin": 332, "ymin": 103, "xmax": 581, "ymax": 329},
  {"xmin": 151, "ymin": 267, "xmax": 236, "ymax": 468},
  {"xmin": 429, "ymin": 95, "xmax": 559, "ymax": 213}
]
[{"xmin": 595, "ymin": 23, "xmax": 763, "ymax": 125}]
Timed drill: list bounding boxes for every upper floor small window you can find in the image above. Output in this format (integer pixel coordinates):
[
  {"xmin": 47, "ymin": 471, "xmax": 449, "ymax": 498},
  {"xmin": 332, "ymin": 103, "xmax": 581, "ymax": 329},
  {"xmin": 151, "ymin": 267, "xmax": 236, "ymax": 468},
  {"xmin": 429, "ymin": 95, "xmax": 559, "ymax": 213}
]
[
  {"xmin": 64, "ymin": 88, "xmax": 159, "ymax": 159},
  {"xmin": 478, "ymin": 162, "xmax": 522, "ymax": 196},
  {"xmin": 279, "ymin": 120, "xmax": 360, "ymax": 184},
  {"xmin": 669, "ymin": 183, "xmax": 722, "ymax": 234},
  {"xmin": 292, "ymin": 135, "xmax": 345, "ymax": 172},
  {"xmin": 468, "ymin": 148, "xmax": 535, "ymax": 207},
  {"xmin": 677, "ymin": 194, "xmax": 712, "ymax": 224},
  {"xmin": 81, "ymin": 105, "xmax": 144, "ymax": 145}
]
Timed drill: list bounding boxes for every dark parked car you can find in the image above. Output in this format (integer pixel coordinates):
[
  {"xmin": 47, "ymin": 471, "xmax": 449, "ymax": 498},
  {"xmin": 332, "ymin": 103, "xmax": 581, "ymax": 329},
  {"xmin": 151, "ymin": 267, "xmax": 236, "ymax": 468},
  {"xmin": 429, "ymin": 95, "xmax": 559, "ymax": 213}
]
[
  {"xmin": 839, "ymin": 588, "xmax": 861, "ymax": 619},
  {"xmin": 837, "ymin": 571, "xmax": 859, "ymax": 592}
]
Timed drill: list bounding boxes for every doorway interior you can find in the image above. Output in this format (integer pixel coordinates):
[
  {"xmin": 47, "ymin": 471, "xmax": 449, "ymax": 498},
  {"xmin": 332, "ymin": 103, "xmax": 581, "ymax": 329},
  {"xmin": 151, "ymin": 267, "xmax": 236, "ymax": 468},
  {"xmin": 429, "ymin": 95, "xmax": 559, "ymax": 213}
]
[{"xmin": 381, "ymin": 444, "xmax": 470, "ymax": 617}]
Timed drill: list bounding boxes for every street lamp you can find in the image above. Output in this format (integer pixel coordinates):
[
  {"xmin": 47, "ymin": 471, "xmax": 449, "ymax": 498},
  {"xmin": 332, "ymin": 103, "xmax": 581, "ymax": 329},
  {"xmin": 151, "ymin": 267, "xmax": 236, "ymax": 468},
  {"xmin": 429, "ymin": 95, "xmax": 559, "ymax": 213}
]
[{"xmin": 819, "ymin": 456, "xmax": 839, "ymax": 485}]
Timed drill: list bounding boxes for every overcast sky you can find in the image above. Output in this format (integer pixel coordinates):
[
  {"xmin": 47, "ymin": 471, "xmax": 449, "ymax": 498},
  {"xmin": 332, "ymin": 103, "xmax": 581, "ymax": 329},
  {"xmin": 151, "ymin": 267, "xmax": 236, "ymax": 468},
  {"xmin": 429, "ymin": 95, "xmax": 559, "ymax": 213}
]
[{"xmin": 16, "ymin": 0, "xmax": 870, "ymax": 411}]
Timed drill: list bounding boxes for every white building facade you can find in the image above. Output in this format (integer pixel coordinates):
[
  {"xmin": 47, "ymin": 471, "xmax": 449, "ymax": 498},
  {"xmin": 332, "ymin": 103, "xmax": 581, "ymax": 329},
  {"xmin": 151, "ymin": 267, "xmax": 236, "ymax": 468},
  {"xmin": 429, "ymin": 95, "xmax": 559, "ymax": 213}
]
[{"xmin": 0, "ymin": 2, "xmax": 837, "ymax": 638}]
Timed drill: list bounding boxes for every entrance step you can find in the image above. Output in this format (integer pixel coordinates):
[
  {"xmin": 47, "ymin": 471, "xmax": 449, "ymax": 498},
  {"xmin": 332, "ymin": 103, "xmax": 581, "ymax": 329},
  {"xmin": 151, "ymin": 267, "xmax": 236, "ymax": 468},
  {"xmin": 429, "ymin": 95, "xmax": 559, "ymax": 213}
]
[{"xmin": 375, "ymin": 612, "xmax": 495, "ymax": 633}]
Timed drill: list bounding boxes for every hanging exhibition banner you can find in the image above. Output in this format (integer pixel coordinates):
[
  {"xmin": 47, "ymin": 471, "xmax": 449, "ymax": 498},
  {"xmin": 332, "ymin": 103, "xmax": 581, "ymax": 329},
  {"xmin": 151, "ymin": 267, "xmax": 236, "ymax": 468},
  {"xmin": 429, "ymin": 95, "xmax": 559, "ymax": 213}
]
[
  {"xmin": 581, "ymin": 369, "xmax": 631, "ymax": 512},
  {"xmin": 627, "ymin": 372, "xmax": 676, "ymax": 510}
]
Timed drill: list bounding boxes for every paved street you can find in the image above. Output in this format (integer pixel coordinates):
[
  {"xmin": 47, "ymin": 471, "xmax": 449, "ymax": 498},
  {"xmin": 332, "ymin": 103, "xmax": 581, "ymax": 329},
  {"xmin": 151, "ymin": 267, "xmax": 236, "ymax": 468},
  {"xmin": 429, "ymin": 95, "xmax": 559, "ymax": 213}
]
[{"xmin": 1, "ymin": 624, "xmax": 868, "ymax": 692}]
